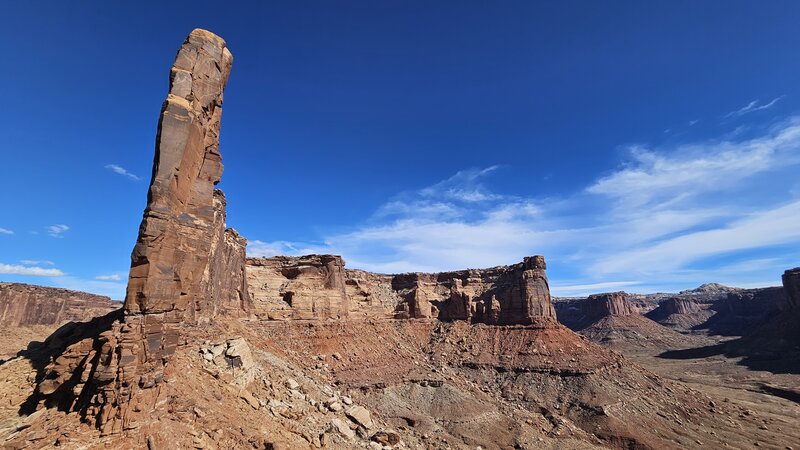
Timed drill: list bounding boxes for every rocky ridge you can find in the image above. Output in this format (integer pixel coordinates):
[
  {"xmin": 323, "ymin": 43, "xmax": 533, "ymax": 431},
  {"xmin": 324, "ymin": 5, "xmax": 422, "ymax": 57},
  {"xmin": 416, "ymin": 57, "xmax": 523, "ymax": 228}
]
[
  {"xmin": 0, "ymin": 283, "xmax": 118, "ymax": 328},
  {"xmin": 246, "ymin": 254, "xmax": 557, "ymax": 325}
]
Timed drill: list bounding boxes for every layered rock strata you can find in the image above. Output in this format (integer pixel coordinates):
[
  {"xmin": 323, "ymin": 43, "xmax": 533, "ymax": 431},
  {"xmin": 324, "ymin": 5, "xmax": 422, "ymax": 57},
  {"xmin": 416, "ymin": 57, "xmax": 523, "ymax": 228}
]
[
  {"xmin": 34, "ymin": 29, "xmax": 250, "ymax": 434},
  {"xmin": 246, "ymin": 254, "xmax": 557, "ymax": 325},
  {"xmin": 650, "ymin": 297, "xmax": 701, "ymax": 317},
  {"xmin": 0, "ymin": 283, "xmax": 119, "ymax": 327},
  {"xmin": 583, "ymin": 291, "xmax": 635, "ymax": 319},
  {"xmin": 553, "ymin": 291, "xmax": 636, "ymax": 330}
]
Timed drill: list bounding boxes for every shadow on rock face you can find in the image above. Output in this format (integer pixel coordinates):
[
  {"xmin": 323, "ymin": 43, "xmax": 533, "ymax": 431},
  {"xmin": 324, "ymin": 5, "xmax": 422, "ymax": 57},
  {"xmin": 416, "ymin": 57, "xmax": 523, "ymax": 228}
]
[
  {"xmin": 14, "ymin": 309, "xmax": 122, "ymax": 418},
  {"xmin": 657, "ymin": 313, "xmax": 800, "ymax": 375}
]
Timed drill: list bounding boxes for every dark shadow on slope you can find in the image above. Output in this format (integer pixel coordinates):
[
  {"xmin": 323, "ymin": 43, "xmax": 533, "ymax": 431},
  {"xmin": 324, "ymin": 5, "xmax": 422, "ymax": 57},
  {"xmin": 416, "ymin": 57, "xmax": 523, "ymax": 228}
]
[
  {"xmin": 658, "ymin": 312, "xmax": 800, "ymax": 375},
  {"xmin": 689, "ymin": 287, "xmax": 785, "ymax": 337},
  {"xmin": 8, "ymin": 308, "xmax": 122, "ymax": 416}
]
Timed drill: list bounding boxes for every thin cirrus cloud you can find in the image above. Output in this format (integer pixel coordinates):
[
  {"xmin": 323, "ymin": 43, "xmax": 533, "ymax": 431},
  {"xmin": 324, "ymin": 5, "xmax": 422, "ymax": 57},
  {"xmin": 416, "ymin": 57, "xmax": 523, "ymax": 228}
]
[
  {"xmin": 724, "ymin": 96, "xmax": 784, "ymax": 118},
  {"xmin": 95, "ymin": 274, "xmax": 122, "ymax": 281},
  {"xmin": 105, "ymin": 164, "xmax": 141, "ymax": 181},
  {"xmin": 0, "ymin": 262, "xmax": 64, "ymax": 277},
  {"xmin": 46, "ymin": 224, "xmax": 69, "ymax": 238},
  {"xmin": 249, "ymin": 115, "xmax": 800, "ymax": 295},
  {"xmin": 0, "ymin": 227, "xmax": 13, "ymax": 235},
  {"xmin": 20, "ymin": 260, "xmax": 55, "ymax": 266}
]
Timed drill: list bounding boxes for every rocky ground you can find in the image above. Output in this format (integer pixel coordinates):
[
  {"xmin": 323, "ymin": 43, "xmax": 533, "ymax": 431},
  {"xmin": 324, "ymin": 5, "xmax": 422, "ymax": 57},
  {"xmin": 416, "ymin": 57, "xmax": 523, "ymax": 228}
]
[{"xmin": 2, "ymin": 315, "xmax": 799, "ymax": 449}]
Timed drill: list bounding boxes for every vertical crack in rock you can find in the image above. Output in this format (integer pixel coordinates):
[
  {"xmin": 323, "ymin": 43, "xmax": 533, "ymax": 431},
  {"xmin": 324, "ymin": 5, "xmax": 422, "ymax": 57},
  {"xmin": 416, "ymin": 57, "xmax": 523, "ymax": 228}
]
[{"xmin": 32, "ymin": 29, "xmax": 250, "ymax": 434}]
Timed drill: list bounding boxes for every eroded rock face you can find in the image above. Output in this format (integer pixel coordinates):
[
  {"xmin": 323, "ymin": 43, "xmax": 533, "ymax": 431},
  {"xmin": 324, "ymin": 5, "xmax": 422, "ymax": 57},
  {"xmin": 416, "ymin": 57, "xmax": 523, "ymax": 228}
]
[
  {"xmin": 246, "ymin": 255, "xmax": 351, "ymax": 320},
  {"xmin": 125, "ymin": 28, "xmax": 245, "ymax": 320},
  {"xmin": 783, "ymin": 267, "xmax": 800, "ymax": 309},
  {"xmin": 0, "ymin": 283, "xmax": 119, "ymax": 327},
  {"xmin": 245, "ymin": 255, "xmax": 557, "ymax": 325},
  {"xmin": 583, "ymin": 292, "xmax": 635, "ymax": 319},
  {"xmin": 34, "ymin": 29, "xmax": 250, "ymax": 434},
  {"xmin": 656, "ymin": 297, "xmax": 701, "ymax": 316}
]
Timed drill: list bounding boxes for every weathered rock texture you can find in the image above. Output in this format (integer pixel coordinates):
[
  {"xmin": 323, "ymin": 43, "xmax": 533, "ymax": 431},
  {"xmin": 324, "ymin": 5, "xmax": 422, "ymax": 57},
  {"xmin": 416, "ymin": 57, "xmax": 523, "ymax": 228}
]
[
  {"xmin": 0, "ymin": 283, "xmax": 119, "ymax": 327},
  {"xmin": 246, "ymin": 255, "xmax": 353, "ymax": 320},
  {"xmin": 34, "ymin": 29, "xmax": 250, "ymax": 434},
  {"xmin": 554, "ymin": 292, "xmax": 636, "ymax": 330},
  {"xmin": 246, "ymin": 255, "xmax": 557, "ymax": 325},
  {"xmin": 651, "ymin": 297, "xmax": 701, "ymax": 317},
  {"xmin": 783, "ymin": 267, "xmax": 800, "ymax": 309},
  {"xmin": 583, "ymin": 292, "xmax": 634, "ymax": 319}
]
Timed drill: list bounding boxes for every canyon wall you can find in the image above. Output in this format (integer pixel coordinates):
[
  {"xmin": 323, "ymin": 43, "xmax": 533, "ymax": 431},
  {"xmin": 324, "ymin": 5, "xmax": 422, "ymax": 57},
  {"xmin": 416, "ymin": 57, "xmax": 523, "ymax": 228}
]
[
  {"xmin": 553, "ymin": 292, "xmax": 637, "ymax": 330},
  {"xmin": 0, "ymin": 283, "xmax": 119, "ymax": 327},
  {"xmin": 245, "ymin": 254, "xmax": 557, "ymax": 325}
]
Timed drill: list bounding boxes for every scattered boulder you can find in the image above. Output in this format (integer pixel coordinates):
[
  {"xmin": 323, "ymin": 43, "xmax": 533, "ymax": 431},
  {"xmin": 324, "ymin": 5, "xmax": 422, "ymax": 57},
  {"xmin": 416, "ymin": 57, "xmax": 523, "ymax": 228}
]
[
  {"xmin": 371, "ymin": 430, "xmax": 401, "ymax": 446},
  {"xmin": 345, "ymin": 405, "xmax": 374, "ymax": 429},
  {"xmin": 330, "ymin": 418, "xmax": 355, "ymax": 439}
]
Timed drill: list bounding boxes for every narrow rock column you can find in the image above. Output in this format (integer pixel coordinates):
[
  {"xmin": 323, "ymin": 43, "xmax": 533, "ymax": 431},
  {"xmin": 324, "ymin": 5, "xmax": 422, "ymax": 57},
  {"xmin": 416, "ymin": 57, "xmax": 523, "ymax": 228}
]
[
  {"xmin": 34, "ymin": 29, "xmax": 250, "ymax": 435},
  {"xmin": 519, "ymin": 255, "xmax": 558, "ymax": 323}
]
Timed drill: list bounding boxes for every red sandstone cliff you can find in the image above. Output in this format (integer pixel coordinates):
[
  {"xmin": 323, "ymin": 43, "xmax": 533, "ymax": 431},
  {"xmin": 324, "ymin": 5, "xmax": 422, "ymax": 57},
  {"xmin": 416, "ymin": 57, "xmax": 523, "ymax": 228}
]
[
  {"xmin": 245, "ymin": 254, "xmax": 557, "ymax": 325},
  {"xmin": 0, "ymin": 283, "xmax": 119, "ymax": 328}
]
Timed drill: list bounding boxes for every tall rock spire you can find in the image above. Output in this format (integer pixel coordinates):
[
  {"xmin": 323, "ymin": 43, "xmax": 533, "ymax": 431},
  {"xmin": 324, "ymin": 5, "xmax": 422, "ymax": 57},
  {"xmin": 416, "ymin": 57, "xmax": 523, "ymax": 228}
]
[
  {"xmin": 126, "ymin": 28, "xmax": 239, "ymax": 319},
  {"xmin": 34, "ymin": 29, "xmax": 250, "ymax": 434}
]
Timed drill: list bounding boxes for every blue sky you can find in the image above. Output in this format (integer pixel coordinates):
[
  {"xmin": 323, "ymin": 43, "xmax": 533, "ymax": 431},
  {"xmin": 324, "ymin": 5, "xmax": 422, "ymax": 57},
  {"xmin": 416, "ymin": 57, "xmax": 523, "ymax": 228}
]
[{"xmin": 1, "ymin": 2, "xmax": 800, "ymax": 299}]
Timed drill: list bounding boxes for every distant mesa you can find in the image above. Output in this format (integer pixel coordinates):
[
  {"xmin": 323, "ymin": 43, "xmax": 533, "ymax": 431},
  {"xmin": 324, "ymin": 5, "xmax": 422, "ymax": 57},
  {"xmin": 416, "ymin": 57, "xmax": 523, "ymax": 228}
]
[{"xmin": 0, "ymin": 282, "xmax": 119, "ymax": 328}]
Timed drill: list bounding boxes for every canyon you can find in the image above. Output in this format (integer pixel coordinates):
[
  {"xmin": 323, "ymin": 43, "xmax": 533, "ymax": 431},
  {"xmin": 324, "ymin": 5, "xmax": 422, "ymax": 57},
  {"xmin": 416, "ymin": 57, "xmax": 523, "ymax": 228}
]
[{"xmin": 1, "ymin": 29, "xmax": 799, "ymax": 450}]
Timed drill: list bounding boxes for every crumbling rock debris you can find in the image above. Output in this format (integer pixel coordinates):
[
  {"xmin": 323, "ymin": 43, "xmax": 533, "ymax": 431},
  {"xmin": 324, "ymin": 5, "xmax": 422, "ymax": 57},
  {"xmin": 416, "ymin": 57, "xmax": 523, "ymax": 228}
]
[{"xmin": 200, "ymin": 337, "xmax": 255, "ymax": 381}]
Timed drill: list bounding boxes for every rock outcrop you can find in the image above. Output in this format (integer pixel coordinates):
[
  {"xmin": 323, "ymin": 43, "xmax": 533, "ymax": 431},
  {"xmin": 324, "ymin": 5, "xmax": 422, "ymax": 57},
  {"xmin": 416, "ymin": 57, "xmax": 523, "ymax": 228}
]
[
  {"xmin": 644, "ymin": 297, "xmax": 711, "ymax": 329},
  {"xmin": 652, "ymin": 297, "xmax": 701, "ymax": 316},
  {"xmin": 246, "ymin": 255, "xmax": 557, "ymax": 325},
  {"xmin": 0, "ymin": 283, "xmax": 119, "ymax": 327},
  {"xmin": 783, "ymin": 267, "xmax": 800, "ymax": 309},
  {"xmin": 33, "ymin": 29, "xmax": 250, "ymax": 434},
  {"xmin": 554, "ymin": 292, "xmax": 637, "ymax": 330},
  {"xmin": 583, "ymin": 292, "xmax": 634, "ymax": 319},
  {"xmin": 246, "ymin": 255, "xmax": 351, "ymax": 320}
]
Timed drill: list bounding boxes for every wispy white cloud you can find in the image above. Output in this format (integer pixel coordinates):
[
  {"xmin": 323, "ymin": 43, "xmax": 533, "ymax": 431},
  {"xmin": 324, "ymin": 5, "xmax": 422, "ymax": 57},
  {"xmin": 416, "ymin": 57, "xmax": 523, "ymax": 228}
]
[
  {"xmin": 0, "ymin": 227, "xmax": 13, "ymax": 235},
  {"xmin": 20, "ymin": 260, "xmax": 55, "ymax": 266},
  {"xmin": 105, "ymin": 164, "xmax": 141, "ymax": 181},
  {"xmin": 46, "ymin": 224, "xmax": 69, "ymax": 238},
  {"xmin": 724, "ymin": 96, "xmax": 784, "ymax": 118},
  {"xmin": 553, "ymin": 281, "xmax": 641, "ymax": 297},
  {"xmin": 418, "ymin": 166, "xmax": 502, "ymax": 203},
  {"xmin": 95, "ymin": 274, "xmax": 122, "ymax": 281},
  {"xmin": 248, "ymin": 116, "xmax": 800, "ymax": 294},
  {"xmin": 0, "ymin": 263, "xmax": 64, "ymax": 277},
  {"xmin": 588, "ymin": 119, "xmax": 800, "ymax": 208}
]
